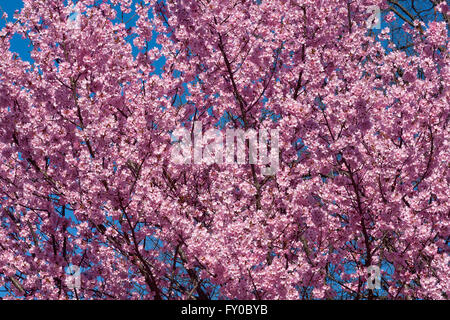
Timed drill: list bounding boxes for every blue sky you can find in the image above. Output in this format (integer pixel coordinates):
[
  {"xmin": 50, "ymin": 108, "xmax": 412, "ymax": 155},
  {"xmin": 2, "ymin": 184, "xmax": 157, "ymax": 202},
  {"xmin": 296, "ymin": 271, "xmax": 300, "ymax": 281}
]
[
  {"xmin": 0, "ymin": 0, "xmax": 163, "ymax": 65},
  {"xmin": 0, "ymin": 0, "xmax": 31, "ymax": 60}
]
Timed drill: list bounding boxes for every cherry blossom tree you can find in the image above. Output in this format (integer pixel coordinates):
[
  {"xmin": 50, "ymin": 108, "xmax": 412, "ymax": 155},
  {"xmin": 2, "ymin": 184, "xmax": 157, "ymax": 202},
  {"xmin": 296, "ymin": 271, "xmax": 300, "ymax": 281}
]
[{"xmin": 0, "ymin": 0, "xmax": 448, "ymax": 300}]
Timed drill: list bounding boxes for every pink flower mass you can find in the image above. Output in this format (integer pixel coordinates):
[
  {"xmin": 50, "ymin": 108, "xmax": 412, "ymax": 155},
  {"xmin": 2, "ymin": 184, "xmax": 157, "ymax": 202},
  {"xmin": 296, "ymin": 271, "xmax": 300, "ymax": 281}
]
[{"xmin": 0, "ymin": 0, "xmax": 448, "ymax": 300}]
